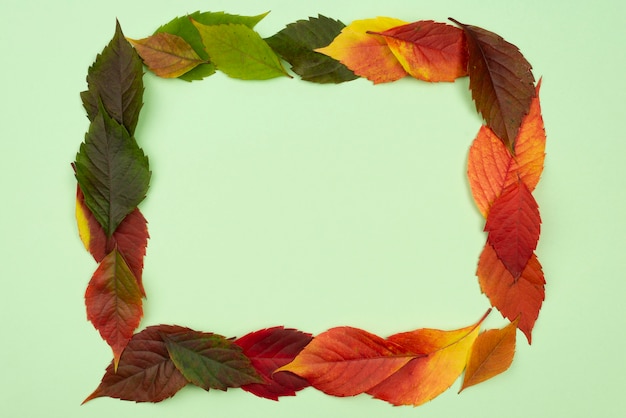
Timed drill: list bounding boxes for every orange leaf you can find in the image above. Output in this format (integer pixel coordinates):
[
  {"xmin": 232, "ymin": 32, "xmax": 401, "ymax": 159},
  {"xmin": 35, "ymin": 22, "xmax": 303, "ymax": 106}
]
[
  {"xmin": 76, "ymin": 185, "xmax": 149, "ymax": 295},
  {"xmin": 277, "ymin": 327, "xmax": 418, "ymax": 396},
  {"xmin": 459, "ymin": 319, "xmax": 518, "ymax": 392},
  {"xmin": 374, "ymin": 20, "xmax": 468, "ymax": 82},
  {"xmin": 85, "ymin": 248, "xmax": 143, "ymax": 369},
  {"xmin": 477, "ymin": 243, "xmax": 545, "ymax": 343},
  {"xmin": 484, "ymin": 181, "xmax": 541, "ymax": 279},
  {"xmin": 315, "ymin": 17, "xmax": 408, "ymax": 84},
  {"xmin": 366, "ymin": 321, "xmax": 481, "ymax": 406},
  {"xmin": 128, "ymin": 32, "xmax": 207, "ymax": 78},
  {"xmin": 467, "ymin": 83, "xmax": 545, "ymax": 217}
]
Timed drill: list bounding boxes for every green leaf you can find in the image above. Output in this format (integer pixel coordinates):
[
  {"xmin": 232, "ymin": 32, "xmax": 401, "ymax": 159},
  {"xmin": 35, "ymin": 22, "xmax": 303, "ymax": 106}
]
[
  {"xmin": 81, "ymin": 21, "xmax": 144, "ymax": 135},
  {"xmin": 163, "ymin": 330, "xmax": 264, "ymax": 391},
  {"xmin": 75, "ymin": 105, "xmax": 150, "ymax": 236},
  {"xmin": 265, "ymin": 15, "xmax": 358, "ymax": 84},
  {"xmin": 154, "ymin": 11, "xmax": 268, "ymax": 81},
  {"xmin": 192, "ymin": 22, "xmax": 289, "ymax": 80}
]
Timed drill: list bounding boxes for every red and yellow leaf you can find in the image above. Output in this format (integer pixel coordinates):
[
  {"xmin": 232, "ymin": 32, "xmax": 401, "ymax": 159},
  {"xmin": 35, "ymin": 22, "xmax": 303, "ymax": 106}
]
[
  {"xmin": 315, "ymin": 17, "xmax": 408, "ymax": 84},
  {"xmin": 373, "ymin": 20, "xmax": 468, "ymax": 82},
  {"xmin": 128, "ymin": 32, "xmax": 207, "ymax": 78},
  {"xmin": 277, "ymin": 327, "xmax": 418, "ymax": 396},
  {"xmin": 76, "ymin": 185, "xmax": 149, "ymax": 295},
  {"xmin": 484, "ymin": 181, "xmax": 541, "ymax": 279},
  {"xmin": 477, "ymin": 243, "xmax": 545, "ymax": 343},
  {"xmin": 366, "ymin": 321, "xmax": 481, "ymax": 406},
  {"xmin": 85, "ymin": 249, "xmax": 143, "ymax": 369},
  {"xmin": 467, "ymin": 83, "xmax": 545, "ymax": 217},
  {"xmin": 460, "ymin": 319, "xmax": 518, "ymax": 392},
  {"xmin": 234, "ymin": 327, "xmax": 313, "ymax": 400},
  {"xmin": 83, "ymin": 325, "xmax": 190, "ymax": 403}
]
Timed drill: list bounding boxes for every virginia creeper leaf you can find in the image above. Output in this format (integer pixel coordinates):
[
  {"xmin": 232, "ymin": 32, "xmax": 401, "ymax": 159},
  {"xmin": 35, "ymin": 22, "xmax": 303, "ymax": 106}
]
[
  {"xmin": 367, "ymin": 321, "xmax": 481, "ymax": 406},
  {"xmin": 83, "ymin": 325, "xmax": 191, "ymax": 403},
  {"xmin": 85, "ymin": 248, "xmax": 143, "ymax": 369},
  {"xmin": 477, "ymin": 243, "xmax": 545, "ymax": 343},
  {"xmin": 277, "ymin": 327, "xmax": 420, "ymax": 396},
  {"xmin": 265, "ymin": 15, "xmax": 358, "ymax": 84},
  {"xmin": 372, "ymin": 20, "xmax": 468, "ymax": 82},
  {"xmin": 74, "ymin": 105, "xmax": 150, "ymax": 237},
  {"xmin": 81, "ymin": 21, "xmax": 144, "ymax": 135},
  {"xmin": 484, "ymin": 181, "xmax": 541, "ymax": 279},
  {"xmin": 315, "ymin": 17, "xmax": 408, "ymax": 84},
  {"xmin": 76, "ymin": 185, "xmax": 149, "ymax": 296},
  {"xmin": 192, "ymin": 22, "xmax": 289, "ymax": 80},
  {"xmin": 467, "ymin": 83, "xmax": 545, "ymax": 217},
  {"xmin": 460, "ymin": 319, "xmax": 518, "ymax": 392},
  {"xmin": 234, "ymin": 326, "xmax": 312, "ymax": 400},
  {"xmin": 128, "ymin": 33, "xmax": 208, "ymax": 78},
  {"xmin": 163, "ymin": 330, "xmax": 263, "ymax": 391},
  {"xmin": 449, "ymin": 18, "xmax": 535, "ymax": 151}
]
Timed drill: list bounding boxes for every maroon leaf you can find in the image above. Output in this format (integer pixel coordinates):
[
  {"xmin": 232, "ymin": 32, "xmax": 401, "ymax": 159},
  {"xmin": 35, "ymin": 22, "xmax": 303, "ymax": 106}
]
[
  {"xmin": 83, "ymin": 325, "xmax": 191, "ymax": 403},
  {"xmin": 449, "ymin": 18, "xmax": 535, "ymax": 150},
  {"xmin": 234, "ymin": 327, "xmax": 313, "ymax": 400}
]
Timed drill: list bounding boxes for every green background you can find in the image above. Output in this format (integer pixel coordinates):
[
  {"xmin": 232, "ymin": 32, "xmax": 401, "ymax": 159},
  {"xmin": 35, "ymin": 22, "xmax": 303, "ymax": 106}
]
[{"xmin": 2, "ymin": 0, "xmax": 625, "ymax": 416}]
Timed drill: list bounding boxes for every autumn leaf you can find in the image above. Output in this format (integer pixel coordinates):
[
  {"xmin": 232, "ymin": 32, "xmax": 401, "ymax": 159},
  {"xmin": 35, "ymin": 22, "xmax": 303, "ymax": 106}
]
[
  {"xmin": 277, "ymin": 327, "xmax": 419, "ymax": 396},
  {"xmin": 449, "ymin": 18, "xmax": 535, "ymax": 151},
  {"xmin": 234, "ymin": 327, "xmax": 312, "ymax": 400},
  {"xmin": 265, "ymin": 15, "xmax": 358, "ymax": 84},
  {"xmin": 74, "ymin": 105, "xmax": 150, "ymax": 237},
  {"xmin": 85, "ymin": 249, "xmax": 143, "ymax": 369},
  {"xmin": 192, "ymin": 22, "xmax": 289, "ymax": 80},
  {"xmin": 128, "ymin": 33, "xmax": 208, "ymax": 78},
  {"xmin": 460, "ymin": 319, "xmax": 518, "ymax": 392},
  {"xmin": 367, "ymin": 320, "xmax": 482, "ymax": 406},
  {"xmin": 163, "ymin": 330, "xmax": 263, "ymax": 391},
  {"xmin": 484, "ymin": 180, "xmax": 541, "ymax": 279},
  {"xmin": 75, "ymin": 185, "xmax": 149, "ymax": 295},
  {"xmin": 84, "ymin": 325, "xmax": 191, "ymax": 403},
  {"xmin": 372, "ymin": 20, "xmax": 468, "ymax": 82},
  {"xmin": 315, "ymin": 17, "xmax": 408, "ymax": 84},
  {"xmin": 477, "ymin": 243, "xmax": 545, "ymax": 343},
  {"xmin": 467, "ymin": 83, "xmax": 545, "ymax": 217},
  {"xmin": 81, "ymin": 21, "xmax": 144, "ymax": 135}
]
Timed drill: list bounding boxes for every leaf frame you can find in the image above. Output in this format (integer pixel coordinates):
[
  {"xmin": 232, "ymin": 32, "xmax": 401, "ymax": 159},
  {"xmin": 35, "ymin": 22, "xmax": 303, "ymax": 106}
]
[{"xmin": 76, "ymin": 12, "xmax": 546, "ymax": 406}]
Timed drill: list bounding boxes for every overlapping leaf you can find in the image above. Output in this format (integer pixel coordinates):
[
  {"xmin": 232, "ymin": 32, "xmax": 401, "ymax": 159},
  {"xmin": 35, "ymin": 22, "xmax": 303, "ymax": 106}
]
[
  {"xmin": 84, "ymin": 325, "xmax": 191, "ymax": 403},
  {"xmin": 315, "ymin": 17, "xmax": 408, "ymax": 84},
  {"xmin": 192, "ymin": 21, "xmax": 289, "ymax": 80},
  {"xmin": 477, "ymin": 244, "xmax": 545, "ymax": 342},
  {"xmin": 460, "ymin": 319, "xmax": 518, "ymax": 392},
  {"xmin": 81, "ymin": 21, "xmax": 144, "ymax": 135},
  {"xmin": 467, "ymin": 83, "xmax": 545, "ymax": 217},
  {"xmin": 234, "ymin": 327, "xmax": 312, "ymax": 400},
  {"xmin": 84, "ymin": 249, "xmax": 143, "ymax": 369},
  {"xmin": 372, "ymin": 20, "xmax": 468, "ymax": 82},
  {"xmin": 450, "ymin": 18, "xmax": 535, "ymax": 151},
  {"xmin": 265, "ymin": 15, "xmax": 358, "ymax": 83},
  {"xmin": 128, "ymin": 33, "xmax": 208, "ymax": 78}
]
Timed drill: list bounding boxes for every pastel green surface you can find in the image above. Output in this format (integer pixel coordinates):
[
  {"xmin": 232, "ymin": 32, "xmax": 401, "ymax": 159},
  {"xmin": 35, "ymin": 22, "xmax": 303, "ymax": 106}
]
[{"xmin": 1, "ymin": 0, "xmax": 625, "ymax": 417}]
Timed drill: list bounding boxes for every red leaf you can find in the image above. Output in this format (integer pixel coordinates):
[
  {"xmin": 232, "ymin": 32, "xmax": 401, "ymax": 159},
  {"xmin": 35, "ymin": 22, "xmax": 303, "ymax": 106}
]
[
  {"xmin": 234, "ymin": 327, "xmax": 313, "ymax": 400},
  {"xmin": 450, "ymin": 18, "xmax": 535, "ymax": 150},
  {"xmin": 76, "ymin": 185, "xmax": 149, "ymax": 295},
  {"xmin": 367, "ymin": 320, "xmax": 481, "ymax": 406},
  {"xmin": 277, "ymin": 327, "xmax": 417, "ymax": 396},
  {"xmin": 467, "ymin": 83, "xmax": 546, "ymax": 217},
  {"xmin": 484, "ymin": 181, "xmax": 541, "ymax": 279},
  {"xmin": 83, "ymin": 325, "xmax": 190, "ymax": 403},
  {"xmin": 85, "ymin": 249, "xmax": 143, "ymax": 368},
  {"xmin": 477, "ymin": 243, "xmax": 545, "ymax": 343},
  {"xmin": 374, "ymin": 20, "xmax": 468, "ymax": 82},
  {"xmin": 459, "ymin": 319, "xmax": 518, "ymax": 392}
]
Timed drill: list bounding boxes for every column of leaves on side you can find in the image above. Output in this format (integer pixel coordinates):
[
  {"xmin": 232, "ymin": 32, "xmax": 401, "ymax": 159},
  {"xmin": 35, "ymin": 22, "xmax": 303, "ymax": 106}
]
[{"xmin": 75, "ymin": 21, "xmax": 150, "ymax": 370}]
